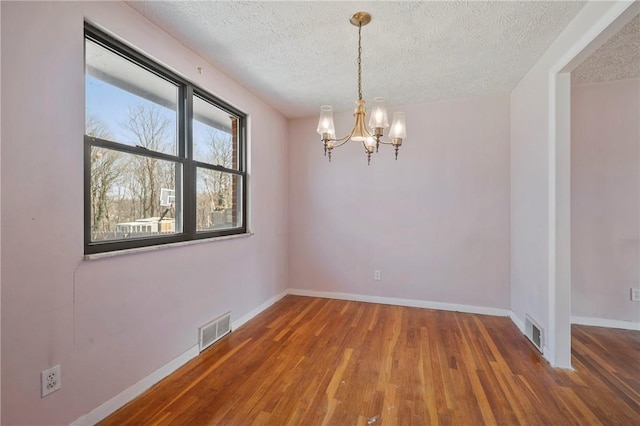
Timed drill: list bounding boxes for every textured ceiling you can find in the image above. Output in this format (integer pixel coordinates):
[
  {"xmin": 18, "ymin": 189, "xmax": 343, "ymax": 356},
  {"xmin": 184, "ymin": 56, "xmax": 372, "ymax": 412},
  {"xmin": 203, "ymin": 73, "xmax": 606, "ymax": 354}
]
[
  {"xmin": 572, "ymin": 14, "xmax": 640, "ymax": 85},
  {"xmin": 127, "ymin": 1, "xmax": 585, "ymax": 118}
]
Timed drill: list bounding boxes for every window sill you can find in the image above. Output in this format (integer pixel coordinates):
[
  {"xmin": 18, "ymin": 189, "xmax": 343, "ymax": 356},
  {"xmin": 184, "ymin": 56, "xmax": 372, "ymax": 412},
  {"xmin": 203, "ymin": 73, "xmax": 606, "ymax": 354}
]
[{"xmin": 84, "ymin": 232, "xmax": 254, "ymax": 261}]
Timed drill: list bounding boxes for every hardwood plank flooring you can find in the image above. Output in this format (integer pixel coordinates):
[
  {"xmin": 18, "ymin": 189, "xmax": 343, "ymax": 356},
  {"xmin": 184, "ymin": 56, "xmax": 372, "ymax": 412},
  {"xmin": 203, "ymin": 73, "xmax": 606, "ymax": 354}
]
[{"xmin": 100, "ymin": 296, "xmax": 640, "ymax": 425}]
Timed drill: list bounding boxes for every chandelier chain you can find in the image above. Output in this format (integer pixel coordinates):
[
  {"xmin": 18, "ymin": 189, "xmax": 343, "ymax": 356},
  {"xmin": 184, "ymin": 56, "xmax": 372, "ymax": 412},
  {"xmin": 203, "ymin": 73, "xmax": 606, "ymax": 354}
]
[{"xmin": 357, "ymin": 22, "xmax": 362, "ymax": 100}]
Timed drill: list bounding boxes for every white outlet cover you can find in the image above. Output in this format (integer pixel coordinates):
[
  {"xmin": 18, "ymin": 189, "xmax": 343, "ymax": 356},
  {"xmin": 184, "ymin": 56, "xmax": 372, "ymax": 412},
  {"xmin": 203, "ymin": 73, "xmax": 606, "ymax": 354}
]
[
  {"xmin": 631, "ymin": 288, "xmax": 640, "ymax": 302},
  {"xmin": 41, "ymin": 364, "xmax": 61, "ymax": 397}
]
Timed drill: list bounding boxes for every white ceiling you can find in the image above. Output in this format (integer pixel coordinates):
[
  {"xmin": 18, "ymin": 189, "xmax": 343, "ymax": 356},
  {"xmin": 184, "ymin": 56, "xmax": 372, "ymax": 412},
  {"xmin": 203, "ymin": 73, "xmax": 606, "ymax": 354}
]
[
  {"xmin": 128, "ymin": 1, "xmax": 586, "ymax": 118},
  {"xmin": 572, "ymin": 14, "xmax": 640, "ymax": 85}
]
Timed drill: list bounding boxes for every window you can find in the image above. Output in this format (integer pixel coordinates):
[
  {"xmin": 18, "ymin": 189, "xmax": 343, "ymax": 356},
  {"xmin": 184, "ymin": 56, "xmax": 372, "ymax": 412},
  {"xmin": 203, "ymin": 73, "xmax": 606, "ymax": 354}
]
[{"xmin": 84, "ymin": 24, "xmax": 246, "ymax": 254}]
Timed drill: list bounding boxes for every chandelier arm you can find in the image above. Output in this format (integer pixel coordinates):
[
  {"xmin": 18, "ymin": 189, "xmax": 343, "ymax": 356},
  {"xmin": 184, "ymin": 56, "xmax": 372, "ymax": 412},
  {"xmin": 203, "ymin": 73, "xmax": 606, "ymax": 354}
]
[
  {"xmin": 327, "ymin": 132, "xmax": 353, "ymax": 144},
  {"xmin": 375, "ymin": 136, "xmax": 403, "ymax": 146},
  {"xmin": 333, "ymin": 126, "xmax": 360, "ymax": 147},
  {"xmin": 322, "ymin": 132, "xmax": 354, "ymax": 148},
  {"xmin": 325, "ymin": 115, "xmax": 374, "ymax": 147},
  {"xmin": 332, "ymin": 137, "xmax": 353, "ymax": 148},
  {"xmin": 354, "ymin": 126, "xmax": 373, "ymax": 140},
  {"xmin": 333, "ymin": 140, "xmax": 351, "ymax": 149}
]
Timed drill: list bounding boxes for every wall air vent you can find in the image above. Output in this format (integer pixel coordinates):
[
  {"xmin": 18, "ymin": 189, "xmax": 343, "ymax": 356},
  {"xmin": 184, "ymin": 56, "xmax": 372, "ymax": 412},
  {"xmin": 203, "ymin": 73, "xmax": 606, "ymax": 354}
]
[
  {"xmin": 525, "ymin": 315, "xmax": 544, "ymax": 353},
  {"xmin": 199, "ymin": 311, "xmax": 232, "ymax": 353}
]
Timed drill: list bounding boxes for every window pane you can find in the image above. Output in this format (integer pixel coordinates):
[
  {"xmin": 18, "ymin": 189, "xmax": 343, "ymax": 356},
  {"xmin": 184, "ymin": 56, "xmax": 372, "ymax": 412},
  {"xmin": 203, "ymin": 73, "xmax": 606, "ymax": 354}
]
[
  {"xmin": 193, "ymin": 96, "xmax": 239, "ymax": 169},
  {"xmin": 85, "ymin": 39, "xmax": 178, "ymax": 156},
  {"xmin": 196, "ymin": 168, "xmax": 242, "ymax": 232},
  {"xmin": 90, "ymin": 147, "xmax": 182, "ymax": 242}
]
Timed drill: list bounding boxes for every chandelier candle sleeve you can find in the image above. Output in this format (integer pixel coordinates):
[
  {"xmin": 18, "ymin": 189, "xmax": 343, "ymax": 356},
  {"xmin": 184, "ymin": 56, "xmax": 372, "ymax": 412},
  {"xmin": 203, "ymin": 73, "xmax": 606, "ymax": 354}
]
[
  {"xmin": 389, "ymin": 112, "xmax": 407, "ymax": 139},
  {"xmin": 388, "ymin": 112, "xmax": 406, "ymax": 160},
  {"xmin": 316, "ymin": 12, "xmax": 406, "ymax": 165},
  {"xmin": 317, "ymin": 105, "xmax": 335, "ymax": 138},
  {"xmin": 369, "ymin": 97, "xmax": 389, "ymax": 153},
  {"xmin": 369, "ymin": 97, "xmax": 389, "ymax": 131}
]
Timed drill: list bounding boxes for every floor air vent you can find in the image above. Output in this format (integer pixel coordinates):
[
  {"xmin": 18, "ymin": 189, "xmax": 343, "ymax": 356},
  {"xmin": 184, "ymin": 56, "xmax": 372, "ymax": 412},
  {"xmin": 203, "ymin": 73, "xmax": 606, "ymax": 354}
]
[
  {"xmin": 525, "ymin": 315, "xmax": 544, "ymax": 353},
  {"xmin": 199, "ymin": 312, "xmax": 231, "ymax": 352}
]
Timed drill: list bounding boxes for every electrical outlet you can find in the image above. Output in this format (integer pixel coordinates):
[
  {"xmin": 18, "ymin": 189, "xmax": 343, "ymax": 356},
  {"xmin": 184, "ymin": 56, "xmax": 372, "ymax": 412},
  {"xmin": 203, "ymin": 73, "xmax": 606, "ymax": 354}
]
[
  {"xmin": 631, "ymin": 288, "xmax": 640, "ymax": 302},
  {"xmin": 41, "ymin": 364, "xmax": 61, "ymax": 397},
  {"xmin": 374, "ymin": 270, "xmax": 381, "ymax": 281}
]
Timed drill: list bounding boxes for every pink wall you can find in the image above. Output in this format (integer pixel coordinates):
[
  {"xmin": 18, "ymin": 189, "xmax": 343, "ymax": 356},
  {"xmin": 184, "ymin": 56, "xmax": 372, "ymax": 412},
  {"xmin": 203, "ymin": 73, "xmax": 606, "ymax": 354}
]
[
  {"xmin": 288, "ymin": 95, "xmax": 511, "ymax": 309},
  {"xmin": 571, "ymin": 79, "xmax": 640, "ymax": 324},
  {"xmin": 510, "ymin": 68, "xmax": 551, "ymax": 335},
  {"xmin": 509, "ymin": 1, "xmax": 634, "ymax": 367},
  {"xmin": 1, "ymin": 0, "xmax": 634, "ymax": 423},
  {"xmin": 1, "ymin": 2, "xmax": 288, "ymax": 424}
]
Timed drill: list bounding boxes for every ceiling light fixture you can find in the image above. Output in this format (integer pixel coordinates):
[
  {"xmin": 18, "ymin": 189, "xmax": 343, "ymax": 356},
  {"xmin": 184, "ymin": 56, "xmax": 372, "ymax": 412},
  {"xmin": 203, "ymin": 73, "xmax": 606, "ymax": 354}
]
[{"xmin": 316, "ymin": 12, "xmax": 407, "ymax": 165}]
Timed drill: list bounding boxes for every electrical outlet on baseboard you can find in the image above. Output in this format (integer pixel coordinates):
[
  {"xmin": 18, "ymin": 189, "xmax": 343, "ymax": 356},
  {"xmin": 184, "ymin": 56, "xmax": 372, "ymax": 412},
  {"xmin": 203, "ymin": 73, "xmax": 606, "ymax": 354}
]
[{"xmin": 631, "ymin": 288, "xmax": 640, "ymax": 302}]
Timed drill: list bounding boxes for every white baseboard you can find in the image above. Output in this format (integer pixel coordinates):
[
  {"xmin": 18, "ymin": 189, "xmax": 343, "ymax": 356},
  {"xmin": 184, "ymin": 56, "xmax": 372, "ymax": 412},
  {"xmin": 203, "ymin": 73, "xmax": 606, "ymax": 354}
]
[
  {"xmin": 70, "ymin": 344, "xmax": 199, "ymax": 426},
  {"xmin": 70, "ymin": 288, "xmax": 288, "ymax": 426},
  {"xmin": 571, "ymin": 315, "xmax": 640, "ymax": 331},
  {"xmin": 232, "ymin": 289, "xmax": 288, "ymax": 330},
  {"xmin": 287, "ymin": 288, "xmax": 511, "ymax": 318}
]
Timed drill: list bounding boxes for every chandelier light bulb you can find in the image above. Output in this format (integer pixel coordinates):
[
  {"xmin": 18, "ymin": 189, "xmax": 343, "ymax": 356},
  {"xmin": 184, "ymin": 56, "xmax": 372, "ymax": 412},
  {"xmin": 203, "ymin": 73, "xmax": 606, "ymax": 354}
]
[{"xmin": 364, "ymin": 136, "xmax": 376, "ymax": 148}]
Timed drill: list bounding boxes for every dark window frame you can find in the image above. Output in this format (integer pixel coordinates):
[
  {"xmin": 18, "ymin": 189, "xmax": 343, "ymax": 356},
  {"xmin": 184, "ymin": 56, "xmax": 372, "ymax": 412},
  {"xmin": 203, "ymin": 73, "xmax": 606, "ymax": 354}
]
[{"xmin": 84, "ymin": 23, "xmax": 247, "ymax": 255}]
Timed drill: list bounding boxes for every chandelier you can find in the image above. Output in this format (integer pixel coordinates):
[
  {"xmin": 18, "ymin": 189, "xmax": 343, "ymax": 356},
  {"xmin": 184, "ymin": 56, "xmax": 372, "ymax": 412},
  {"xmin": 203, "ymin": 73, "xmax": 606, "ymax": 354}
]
[{"xmin": 316, "ymin": 12, "xmax": 407, "ymax": 165}]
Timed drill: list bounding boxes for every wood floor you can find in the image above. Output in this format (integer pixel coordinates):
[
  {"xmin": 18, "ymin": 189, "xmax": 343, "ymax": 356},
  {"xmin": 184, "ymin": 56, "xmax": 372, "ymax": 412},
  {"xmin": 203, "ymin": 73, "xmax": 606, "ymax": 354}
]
[{"xmin": 100, "ymin": 296, "xmax": 640, "ymax": 425}]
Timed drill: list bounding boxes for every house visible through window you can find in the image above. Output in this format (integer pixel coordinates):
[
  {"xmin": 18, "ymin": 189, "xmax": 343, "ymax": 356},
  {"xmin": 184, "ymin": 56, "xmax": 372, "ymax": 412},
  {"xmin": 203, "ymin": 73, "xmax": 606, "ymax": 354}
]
[{"xmin": 84, "ymin": 24, "xmax": 246, "ymax": 254}]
